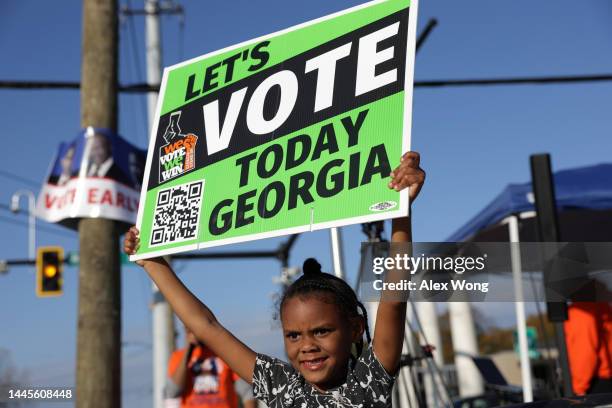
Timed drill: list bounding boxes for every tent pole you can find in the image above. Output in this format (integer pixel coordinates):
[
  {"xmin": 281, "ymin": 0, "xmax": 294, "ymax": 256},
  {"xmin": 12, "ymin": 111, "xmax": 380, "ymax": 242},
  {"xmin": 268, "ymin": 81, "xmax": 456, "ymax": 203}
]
[
  {"xmin": 449, "ymin": 301, "xmax": 483, "ymax": 397},
  {"xmin": 508, "ymin": 215, "xmax": 534, "ymax": 402},
  {"xmin": 399, "ymin": 308, "xmax": 422, "ymax": 408},
  {"xmin": 330, "ymin": 227, "xmax": 346, "ymax": 279},
  {"xmin": 416, "ymin": 301, "xmax": 444, "ymax": 407}
]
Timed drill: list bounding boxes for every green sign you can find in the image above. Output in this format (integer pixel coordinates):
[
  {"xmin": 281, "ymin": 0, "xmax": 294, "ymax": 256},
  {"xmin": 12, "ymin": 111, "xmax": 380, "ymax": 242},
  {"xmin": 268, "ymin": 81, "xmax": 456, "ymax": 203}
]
[
  {"xmin": 514, "ymin": 327, "xmax": 541, "ymax": 359},
  {"xmin": 132, "ymin": 0, "xmax": 418, "ymax": 260}
]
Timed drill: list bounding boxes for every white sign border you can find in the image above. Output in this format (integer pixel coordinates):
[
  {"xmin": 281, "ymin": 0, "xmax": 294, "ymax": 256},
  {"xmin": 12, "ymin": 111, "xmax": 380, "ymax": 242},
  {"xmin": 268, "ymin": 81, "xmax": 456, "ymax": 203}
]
[{"xmin": 132, "ymin": 0, "xmax": 418, "ymax": 261}]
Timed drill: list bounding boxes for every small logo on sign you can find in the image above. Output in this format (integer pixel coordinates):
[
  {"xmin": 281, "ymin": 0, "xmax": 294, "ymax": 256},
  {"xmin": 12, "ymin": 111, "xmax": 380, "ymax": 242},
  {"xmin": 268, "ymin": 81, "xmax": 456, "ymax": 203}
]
[
  {"xmin": 159, "ymin": 111, "xmax": 199, "ymax": 183},
  {"xmin": 369, "ymin": 201, "xmax": 397, "ymax": 212}
]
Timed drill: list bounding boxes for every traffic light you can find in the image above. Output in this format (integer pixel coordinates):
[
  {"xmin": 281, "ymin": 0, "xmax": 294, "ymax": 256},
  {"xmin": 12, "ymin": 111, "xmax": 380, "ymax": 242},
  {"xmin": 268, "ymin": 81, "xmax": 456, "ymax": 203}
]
[{"xmin": 36, "ymin": 246, "xmax": 64, "ymax": 297}]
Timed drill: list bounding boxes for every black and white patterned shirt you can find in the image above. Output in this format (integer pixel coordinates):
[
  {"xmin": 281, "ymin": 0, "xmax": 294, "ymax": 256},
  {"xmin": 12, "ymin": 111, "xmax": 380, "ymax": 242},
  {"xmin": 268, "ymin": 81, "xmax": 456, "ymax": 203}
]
[{"xmin": 252, "ymin": 345, "xmax": 395, "ymax": 407}]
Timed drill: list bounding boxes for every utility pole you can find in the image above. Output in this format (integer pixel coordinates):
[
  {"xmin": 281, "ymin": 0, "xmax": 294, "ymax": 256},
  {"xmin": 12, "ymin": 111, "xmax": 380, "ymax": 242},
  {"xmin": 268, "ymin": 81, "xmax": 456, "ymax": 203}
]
[{"xmin": 77, "ymin": 0, "xmax": 121, "ymax": 407}]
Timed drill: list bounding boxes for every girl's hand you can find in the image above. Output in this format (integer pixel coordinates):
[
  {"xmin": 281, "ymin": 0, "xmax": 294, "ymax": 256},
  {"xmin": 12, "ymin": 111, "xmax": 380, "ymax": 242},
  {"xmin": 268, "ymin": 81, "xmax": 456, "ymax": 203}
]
[
  {"xmin": 123, "ymin": 226, "xmax": 146, "ymax": 267},
  {"xmin": 124, "ymin": 227, "xmax": 167, "ymax": 267},
  {"xmin": 388, "ymin": 151, "xmax": 425, "ymax": 202}
]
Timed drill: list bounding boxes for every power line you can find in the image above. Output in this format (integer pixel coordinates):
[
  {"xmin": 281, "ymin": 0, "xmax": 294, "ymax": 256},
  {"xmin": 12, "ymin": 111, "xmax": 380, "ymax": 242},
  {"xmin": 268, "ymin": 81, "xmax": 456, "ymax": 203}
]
[
  {"xmin": 414, "ymin": 74, "xmax": 612, "ymax": 88},
  {"xmin": 0, "ymin": 80, "xmax": 156, "ymax": 92},
  {"xmin": 0, "ymin": 80, "xmax": 81, "ymax": 90},
  {"xmin": 2, "ymin": 74, "xmax": 612, "ymax": 92},
  {"xmin": 0, "ymin": 210, "xmax": 75, "ymax": 239},
  {"xmin": 416, "ymin": 18, "xmax": 438, "ymax": 53},
  {"xmin": 0, "ymin": 169, "xmax": 41, "ymax": 188}
]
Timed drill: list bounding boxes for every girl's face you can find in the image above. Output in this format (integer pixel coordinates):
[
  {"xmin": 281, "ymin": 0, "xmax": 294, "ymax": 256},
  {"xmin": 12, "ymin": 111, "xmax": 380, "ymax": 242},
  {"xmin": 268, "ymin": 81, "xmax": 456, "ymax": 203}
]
[{"xmin": 281, "ymin": 295, "xmax": 362, "ymax": 391}]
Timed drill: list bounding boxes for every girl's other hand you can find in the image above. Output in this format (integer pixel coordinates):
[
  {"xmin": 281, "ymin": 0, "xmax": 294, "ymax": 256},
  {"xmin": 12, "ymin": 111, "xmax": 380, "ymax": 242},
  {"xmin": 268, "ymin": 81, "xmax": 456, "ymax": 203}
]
[
  {"xmin": 388, "ymin": 151, "xmax": 425, "ymax": 202},
  {"xmin": 123, "ymin": 226, "xmax": 146, "ymax": 267}
]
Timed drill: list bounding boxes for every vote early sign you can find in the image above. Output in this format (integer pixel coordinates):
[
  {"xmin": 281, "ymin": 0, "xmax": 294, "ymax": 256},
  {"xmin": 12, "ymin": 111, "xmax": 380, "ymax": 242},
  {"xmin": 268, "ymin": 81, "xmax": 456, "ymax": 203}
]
[{"xmin": 132, "ymin": 0, "xmax": 418, "ymax": 260}]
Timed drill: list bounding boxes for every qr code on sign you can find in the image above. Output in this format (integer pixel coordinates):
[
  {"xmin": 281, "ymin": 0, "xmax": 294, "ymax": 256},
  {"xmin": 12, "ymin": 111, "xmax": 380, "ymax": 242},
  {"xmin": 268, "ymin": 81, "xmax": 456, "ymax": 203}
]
[{"xmin": 150, "ymin": 181, "xmax": 204, "ymax": 247}]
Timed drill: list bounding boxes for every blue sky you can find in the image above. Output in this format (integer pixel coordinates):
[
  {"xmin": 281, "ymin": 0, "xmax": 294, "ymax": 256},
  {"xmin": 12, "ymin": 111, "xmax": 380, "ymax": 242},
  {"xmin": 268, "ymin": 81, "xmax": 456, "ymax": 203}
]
[{"xmin": 1, "ymin": 0, "xmax": 611, "ymax": 406}]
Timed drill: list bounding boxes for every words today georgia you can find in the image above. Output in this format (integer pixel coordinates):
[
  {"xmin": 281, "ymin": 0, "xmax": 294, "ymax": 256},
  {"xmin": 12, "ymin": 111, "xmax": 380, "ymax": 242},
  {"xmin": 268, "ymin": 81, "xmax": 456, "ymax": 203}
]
[{"xmin": 208, "ymin": 109, "xmax": 391, "ymax": 236}]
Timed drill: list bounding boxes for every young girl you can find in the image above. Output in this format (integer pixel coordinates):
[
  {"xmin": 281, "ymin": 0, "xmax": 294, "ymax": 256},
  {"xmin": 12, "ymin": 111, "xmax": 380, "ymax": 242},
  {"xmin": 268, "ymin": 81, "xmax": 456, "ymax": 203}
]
[{"xmin": 124, "ymin": 151, "xmax": 425, "ymax": 407}]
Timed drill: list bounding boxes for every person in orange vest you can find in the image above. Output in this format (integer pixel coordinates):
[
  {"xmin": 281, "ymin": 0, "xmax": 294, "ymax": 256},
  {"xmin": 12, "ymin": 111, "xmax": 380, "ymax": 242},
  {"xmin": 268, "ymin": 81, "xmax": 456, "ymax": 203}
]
[
  {"xmin": 165, "ymin": 327, "xmax": 256, "ymax": 408},
  {"xmin": 564, "ymin": 299, "xmax": 612, "ymax": 395}
]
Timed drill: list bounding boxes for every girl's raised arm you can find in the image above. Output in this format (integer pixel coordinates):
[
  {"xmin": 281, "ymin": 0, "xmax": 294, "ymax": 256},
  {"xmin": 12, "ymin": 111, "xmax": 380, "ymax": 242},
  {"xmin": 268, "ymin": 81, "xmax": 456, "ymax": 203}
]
[
  {"xmin": 124, "ymin": 227, "xmax": 257, "ymax": 383},
  {"xmin": 372, "ymin": 151, "xmax": 425, "ymax": 375}
]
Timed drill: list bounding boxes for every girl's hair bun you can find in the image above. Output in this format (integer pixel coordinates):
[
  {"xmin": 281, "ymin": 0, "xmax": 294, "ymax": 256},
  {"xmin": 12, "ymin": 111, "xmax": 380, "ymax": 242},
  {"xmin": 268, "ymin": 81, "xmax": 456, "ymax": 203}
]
[{"xmin": 302, "ymin": 258, "xmax": 322, "ymax": 276}]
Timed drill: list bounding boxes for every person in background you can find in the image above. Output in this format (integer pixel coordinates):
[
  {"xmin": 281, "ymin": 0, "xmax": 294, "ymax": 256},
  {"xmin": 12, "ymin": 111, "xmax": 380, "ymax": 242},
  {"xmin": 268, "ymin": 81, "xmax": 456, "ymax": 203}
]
[
  {"xmin": 48, "ymin": 144, "xmax": 77, "ymax": 186},
  {"xmin": 564, "ymin": 301, "xmax": 612, "ymax": 395},
  {"xmin": 164, "ymin": 327, "xmax": 257, "ymax": 408},
  {"xmin": 86, "ymin": 132, "xmax": 131, "ymax": 185},
  {"xmin": 564, "ymin": 280, "xmax": 612, "ymax": 395}
]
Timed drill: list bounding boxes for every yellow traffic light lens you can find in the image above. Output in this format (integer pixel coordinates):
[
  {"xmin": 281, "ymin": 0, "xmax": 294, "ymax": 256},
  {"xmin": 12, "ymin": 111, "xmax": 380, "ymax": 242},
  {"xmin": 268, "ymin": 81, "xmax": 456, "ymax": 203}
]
[
  {"xmin": 44, "ymin": 265, "xmax": 58, "ymax": 278},
  {"xmin": 36, "ymin": 247, "xmax": 64, "ymax": 297}
]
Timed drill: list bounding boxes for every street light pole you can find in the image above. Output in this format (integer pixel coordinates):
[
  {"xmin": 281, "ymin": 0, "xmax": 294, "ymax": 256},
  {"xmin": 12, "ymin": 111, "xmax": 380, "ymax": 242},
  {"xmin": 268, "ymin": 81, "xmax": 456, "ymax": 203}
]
[
  {"xmin": 121, "ymin": 3, "xmax": 183, "ymax": 405},
  {"xmin": 11, "ymin": 190, "xmax": 36, "ymax": 260},
  {"xmin": 144, "ymin": 2, "xmax": 177, "ymax": 406}
]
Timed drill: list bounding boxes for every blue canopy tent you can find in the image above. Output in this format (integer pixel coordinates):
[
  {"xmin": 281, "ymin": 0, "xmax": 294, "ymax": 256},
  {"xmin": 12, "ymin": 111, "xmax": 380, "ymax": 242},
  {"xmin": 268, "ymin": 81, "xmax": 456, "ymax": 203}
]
[
  {"xmin": 448, "ymin": 163, "xmax": 612, "ymax": 243},
  {"xmin": 446, "ymin": 163, "xmax": 612, "ymax": 402}
]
